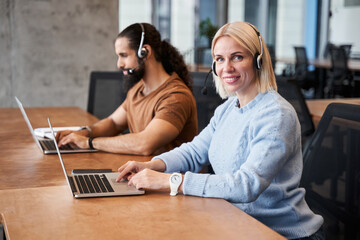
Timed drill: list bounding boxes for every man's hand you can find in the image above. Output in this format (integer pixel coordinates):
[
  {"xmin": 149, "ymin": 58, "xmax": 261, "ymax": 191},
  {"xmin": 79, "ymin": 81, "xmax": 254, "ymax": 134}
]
[{"xmin": 57, "ymin": 132, "xmax": 90, "ymax": 149}]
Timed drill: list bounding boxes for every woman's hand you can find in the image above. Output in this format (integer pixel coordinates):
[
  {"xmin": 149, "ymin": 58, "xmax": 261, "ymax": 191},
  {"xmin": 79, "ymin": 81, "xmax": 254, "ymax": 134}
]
[
  {"xmin": 116, "ymin": 161, "xmax": 150, "ymax": 182},
  {"xmin": 127, "ymin": 169, "xmax": 171, "ymax": 190}
]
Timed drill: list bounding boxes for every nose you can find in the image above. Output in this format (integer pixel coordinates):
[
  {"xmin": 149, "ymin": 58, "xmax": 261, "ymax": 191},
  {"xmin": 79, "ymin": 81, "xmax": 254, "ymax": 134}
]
[
  {"xmin": 117, "ymin": 57, "xmax": 124, "ymax": 69},
  {"xmin": 222, "ymin": 59, "xmax": 235, "ymax": 73}
]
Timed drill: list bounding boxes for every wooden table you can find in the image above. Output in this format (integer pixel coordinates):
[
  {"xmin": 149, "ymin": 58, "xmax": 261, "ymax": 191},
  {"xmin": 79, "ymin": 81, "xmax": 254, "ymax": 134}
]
[
  {"xmin": 0, "ymin": 107, "xmax": 286, "ymax": 240},
  {"xmin": 0, "ymin": 107, "xmax": 152, "ymax": 190},
  {"xmin": 306, "ymin": 98, "xmax": 360, "ymax": 126}
]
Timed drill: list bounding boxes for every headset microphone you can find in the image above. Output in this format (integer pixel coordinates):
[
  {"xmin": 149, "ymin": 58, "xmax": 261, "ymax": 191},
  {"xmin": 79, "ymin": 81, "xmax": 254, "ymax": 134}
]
[
  {"xmin": 128, "ymin": 65, "xmax": 138, "ymax": 75},
  {"xmin": 201, "ymin": 69, "xmax": 213, "ymax": 95}
]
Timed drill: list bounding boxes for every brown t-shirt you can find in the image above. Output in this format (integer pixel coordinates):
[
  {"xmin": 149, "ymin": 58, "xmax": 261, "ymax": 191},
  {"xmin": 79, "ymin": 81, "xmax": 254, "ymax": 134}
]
[{"xmin": 121, "ymin": 73, "xmax": 198, "ymax": 154}]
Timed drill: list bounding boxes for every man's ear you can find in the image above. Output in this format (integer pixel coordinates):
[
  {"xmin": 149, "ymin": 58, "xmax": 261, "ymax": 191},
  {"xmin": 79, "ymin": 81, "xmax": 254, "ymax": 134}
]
[{"xmin": 143, "ymin": 44, "xmax": 151, "ymax": 59}]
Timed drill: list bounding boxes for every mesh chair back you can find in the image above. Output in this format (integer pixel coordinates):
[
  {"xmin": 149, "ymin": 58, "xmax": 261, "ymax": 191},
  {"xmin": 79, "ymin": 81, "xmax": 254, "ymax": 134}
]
[
  {"xmin": 276, "ymin": 77, "xmax": 315, "ymax": 139},
  {"xmin": 87, "ymin": 71, "xmax": 126, "ymax": 119},
  {"xmin": 326, "ymin": 46, "xmax": 354, "ymax": 97},
  {"xmin": 301, "ymin": 103, "xmax": 360, "ymax": 239},
  {"xmin": 340, "ymin": 44, "xmax": 352, "ymax": 58},
  {"xmin": 191, "ymin": 72, "xmax": 224, "ymax": 132},
  {"xmin": 294, "ymin": 46, "xmax": 309, "ymax": 76},
  {"xmin": 293, "ymin": 46, "xmax": 316, "ymax": 92}
]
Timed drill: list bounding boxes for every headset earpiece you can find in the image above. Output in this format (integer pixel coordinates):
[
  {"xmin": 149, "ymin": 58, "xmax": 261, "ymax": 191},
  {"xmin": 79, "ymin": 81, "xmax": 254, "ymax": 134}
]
[
  {"xmin": 137, "ymin": 23, "xmax": 147, "ymax": 59},
  {"xmin": 254, "ymin": 52, "xmax": 262, "ymax": 70},
  {"xmin": 212, "ymin": 61, "xmax": 217, "ymax": 76},
  {"xmin": 248, "ymin": 23, "xmax": 263, "ymax": 70},
  {"xmin": 139, "ymin": 47, "xmax": 147, "ymax": 59}
]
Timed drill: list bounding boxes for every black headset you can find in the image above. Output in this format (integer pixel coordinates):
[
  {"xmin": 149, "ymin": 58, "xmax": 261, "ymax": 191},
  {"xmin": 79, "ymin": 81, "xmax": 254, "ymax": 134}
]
[
  {"xmin": 212, "ymin": 23, "xmax": 263, "ymax": 76},
  {"xmin": 137, "ymin": 23, "xmax": 148, "ymax": 59}
]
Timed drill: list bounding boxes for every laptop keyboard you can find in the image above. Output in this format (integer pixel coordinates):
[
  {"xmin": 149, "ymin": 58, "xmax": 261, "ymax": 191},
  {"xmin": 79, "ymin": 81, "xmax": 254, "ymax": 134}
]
[
  {"xmin": 71, "ymin": 174, "xmax": 114, "ymax": 194},
  {"xmin": 41, "ymin": 140, "xmax": 75, "ymax": 151}
]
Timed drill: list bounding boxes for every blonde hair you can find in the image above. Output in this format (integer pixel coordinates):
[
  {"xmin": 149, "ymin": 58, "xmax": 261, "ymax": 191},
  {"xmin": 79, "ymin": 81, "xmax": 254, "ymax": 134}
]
[{"xmin": 211, "ymin": 22, "xmax": 277, "ymax": 99}]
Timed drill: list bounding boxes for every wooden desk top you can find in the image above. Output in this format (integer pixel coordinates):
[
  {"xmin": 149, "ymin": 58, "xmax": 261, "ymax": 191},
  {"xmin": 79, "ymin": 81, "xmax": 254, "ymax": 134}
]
[
  {"xmin": 0, "ymin": 107, "xmax": 286, "ymax": 240},
  {"xmin": 0, "ymin": 185, "xmax": 285, "ymax": 240},
  {"xmin": 0, "ymin": 107, "xmax": 151, "ymax": 190},
  {"xmin": 306, "ymin": 98, "xmax": 360, "ymax": 126}
]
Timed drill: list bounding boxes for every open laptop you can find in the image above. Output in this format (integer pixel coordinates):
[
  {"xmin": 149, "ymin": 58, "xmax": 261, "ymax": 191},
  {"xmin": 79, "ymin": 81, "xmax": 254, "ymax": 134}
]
[
  {"xmin": 15, "ymin": 96, "xmax": 97, "ymax": 154},
  {"xmin": 48, "ymin": 118, "xmax": 144, "ymax": 198}
]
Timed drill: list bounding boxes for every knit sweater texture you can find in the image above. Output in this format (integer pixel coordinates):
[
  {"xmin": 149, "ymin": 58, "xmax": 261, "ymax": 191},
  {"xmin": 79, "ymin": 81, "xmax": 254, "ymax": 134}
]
[{"xmin": 154, "ymin": 90, "xmax": 323, "ymax": 239}]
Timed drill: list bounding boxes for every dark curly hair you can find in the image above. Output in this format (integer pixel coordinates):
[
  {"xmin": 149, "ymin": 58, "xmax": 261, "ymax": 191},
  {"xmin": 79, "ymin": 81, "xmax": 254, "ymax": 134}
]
[{"xmin": 116, "ymin": 23, "xmax": 192, "ymax": 91}]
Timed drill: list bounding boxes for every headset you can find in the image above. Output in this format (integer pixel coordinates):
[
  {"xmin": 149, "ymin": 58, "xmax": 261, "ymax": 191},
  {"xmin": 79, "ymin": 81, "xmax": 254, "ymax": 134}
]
[
  {"xmin": 212, "ymin": 23, "xmax": 263, "ymax": 76},
  {"xmin": 137, "ymin": 23, "xmax": 148, "ymax": 59}
]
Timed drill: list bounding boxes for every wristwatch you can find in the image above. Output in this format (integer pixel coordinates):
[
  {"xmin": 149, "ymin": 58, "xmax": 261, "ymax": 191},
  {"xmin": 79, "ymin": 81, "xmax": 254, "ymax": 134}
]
[
  {"xmin": 80, "ymin": 126, "xmax": 92, "ymax": 137},
  {"xmin": 169, "ymin": 173, "xmax": 182, "ymax": 196}
]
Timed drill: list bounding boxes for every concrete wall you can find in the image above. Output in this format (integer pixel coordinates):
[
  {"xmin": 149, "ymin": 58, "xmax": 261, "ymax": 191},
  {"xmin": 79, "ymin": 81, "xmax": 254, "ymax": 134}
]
[{"xmin": 0, "ymin": 0, "xmax": 118, "ymax": 109}]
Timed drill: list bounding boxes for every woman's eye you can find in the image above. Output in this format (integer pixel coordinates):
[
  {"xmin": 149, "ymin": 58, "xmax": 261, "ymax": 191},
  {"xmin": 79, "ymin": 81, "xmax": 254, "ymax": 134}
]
[
  {"xmin": 233, "ymin": 55, "xmax": 243, "ymax": 61},
  {"xmin": 216, "ymin": 57, "xmax": 224, "ymax": 62}
]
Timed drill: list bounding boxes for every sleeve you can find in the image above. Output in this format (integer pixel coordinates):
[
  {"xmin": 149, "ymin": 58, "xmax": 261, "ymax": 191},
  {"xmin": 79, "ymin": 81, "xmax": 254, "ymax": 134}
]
[
  {"xmin": 152, "ymin": 99, "xmax": 232, "ymax": 173},
  {"xmin": 182, "ymin": 104, "xmax": 300, "ymax": 203},
  {"xmin": 153, "ymin": 89, "xmax": 194, "ymax": 132}
]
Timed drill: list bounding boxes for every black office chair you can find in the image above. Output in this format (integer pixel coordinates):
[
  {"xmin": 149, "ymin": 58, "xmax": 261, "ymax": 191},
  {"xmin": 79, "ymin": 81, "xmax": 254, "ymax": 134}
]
[
  {"xmin": 190, "ymin": 72, "xmax": 224, "ymax": 133},
  {"xmin": 87, "ymin": 71, "xmax": 126, "ymax": 120},
  {"xmin": 0, "ymin": 223, "xmax": 5, "ymax": 240},
  {"xmin": 323, "ymin": 42, "xmax": 335, "ymax": 59},
  {"xmin": 267, "ymin": 45, "xmax": 276, "ymax": 71},
  {"xmin": 294, "ymin": 46, "xmax": 317, "ymax": 96},
  {"xmin": 300, "ymin": 103, "xmax": 360, "ymax": 240},
  {"xmin": 276, "ymin": 76, "xmax": 315, "ymax": 148},
  {"xmin": 325, "ymin": 46, "xmax": 354, "ymax": 98},
  {"xmin": 340, "ymin": 44, "xmax": 352, "ymax": 58}
]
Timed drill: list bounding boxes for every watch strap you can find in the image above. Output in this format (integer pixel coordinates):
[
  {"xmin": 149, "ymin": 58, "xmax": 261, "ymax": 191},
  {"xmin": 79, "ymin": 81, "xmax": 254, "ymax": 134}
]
[{"xmin": 88, "ymin": 137, "xmax": 95, "ymax": 150}]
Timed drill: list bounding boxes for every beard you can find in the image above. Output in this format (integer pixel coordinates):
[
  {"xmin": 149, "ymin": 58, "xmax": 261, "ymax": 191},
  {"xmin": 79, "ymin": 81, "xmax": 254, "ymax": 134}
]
[{"xmin": 122, "ymin": 61, "xmax": 145, "ymax": 92}]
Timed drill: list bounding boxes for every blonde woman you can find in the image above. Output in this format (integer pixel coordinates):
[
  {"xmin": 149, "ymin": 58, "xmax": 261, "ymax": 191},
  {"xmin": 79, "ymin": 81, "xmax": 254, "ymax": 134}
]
[{"xmin": 116, "ymin": 22, "xmax": 324, "ymax": 240}]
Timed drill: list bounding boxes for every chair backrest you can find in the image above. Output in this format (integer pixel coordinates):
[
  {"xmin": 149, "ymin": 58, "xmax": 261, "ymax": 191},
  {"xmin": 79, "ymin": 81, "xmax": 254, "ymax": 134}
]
[
  {"xmin": 294, "ymin": 46, "xmax": 310, "ymax": 79},
  {"xmin": 87, "ymin": 71, "xmax": 126, "ymax": 119},
  {"xmin": 301, "ymin": 103, "xmax": 360, "ymax": 239},
  {"xmin": 340, "ymin": 44, "xmax": 352, "ymax": 58},
  {"xmin": 190, "ymin": 72, "xmax": 224, "ymax": 132},
  {"xmin": 329, "ymin": 45, "xmax": 349, "ymax": 76},
  {"xmin": 276, "ymin": 76, "xmax": 315, "ymax": 139},
  {"xmin": 323, "ymin": 42, "xmax": 335, "ymax": 58},
  {"xmin": 267, "ymin": 45, "xmax": 276, "ymax": 70}
]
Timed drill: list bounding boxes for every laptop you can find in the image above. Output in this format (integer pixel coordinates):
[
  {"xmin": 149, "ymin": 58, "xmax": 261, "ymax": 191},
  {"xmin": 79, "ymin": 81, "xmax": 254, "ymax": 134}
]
[
  {"xmin": 15, "ymin": 96, "xmax": 98, "ymax": 154},
  {"xmin": 48, "ymin": 118, "xmax": 145, "ymax": 198}
]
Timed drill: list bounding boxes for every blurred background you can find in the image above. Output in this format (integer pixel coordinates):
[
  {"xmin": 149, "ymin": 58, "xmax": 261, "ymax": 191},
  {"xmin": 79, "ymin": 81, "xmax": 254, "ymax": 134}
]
[{"xmin": 1, "ymin": 0, "xmax": 359, "ymax": 109}]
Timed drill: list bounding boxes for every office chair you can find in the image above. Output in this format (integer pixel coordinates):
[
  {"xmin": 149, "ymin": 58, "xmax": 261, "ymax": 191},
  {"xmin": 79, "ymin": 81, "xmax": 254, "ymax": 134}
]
[
  {"xmin": 87, "ymin": 71, "xmax": 126, "ymax": 120},
  {"xmin": 340, "ymin": 44, "xmax": 352, "ymax": 58},
  {"xmin": 323, "ymin": 42, "xmax": 335, "ymax": 59},
  {"xmin": 325, "ymin": 46, "xmax": 354, "ymax": 98},
  {"xmin": 293, "ymin": 46, "xmax": 316, "ymax": 96},
  {"xmin": 276, "ymin": 76, "xmax": 315, "ymax": 148},
  {"xmin": 267, "ymin": 45, "xmax": 276, "ymax": 71},
  {"xmin": 300, "ymin": 103, "xmax": 360, "ymax": 240},
  {"xmin": 0, "ymin": 223, "xmax": 5, "ymax": 240},
  {"xmin": 191, "ymin": 72, "xmax": 224, "ymax": 133}
]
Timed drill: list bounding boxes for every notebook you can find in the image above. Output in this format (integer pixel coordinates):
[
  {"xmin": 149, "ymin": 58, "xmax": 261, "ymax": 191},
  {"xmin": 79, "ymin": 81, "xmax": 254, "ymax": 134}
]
[
  {"xmin": 48, "ymin": 118, "xmax": 145, "ymax": 198},
  {"xmin": 15, "ymin": 96, "xmax": 98, "ymax": 154}
]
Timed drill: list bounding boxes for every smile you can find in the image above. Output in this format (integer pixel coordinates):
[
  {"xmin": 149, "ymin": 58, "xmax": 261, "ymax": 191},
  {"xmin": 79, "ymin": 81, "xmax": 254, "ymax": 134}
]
[{"xmin": 223, "ymin": 76, "xmax": 239, "ymax": 84}]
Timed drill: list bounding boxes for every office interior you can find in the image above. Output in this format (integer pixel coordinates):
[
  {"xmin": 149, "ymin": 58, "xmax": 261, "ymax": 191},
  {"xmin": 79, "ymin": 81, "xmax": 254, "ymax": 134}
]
[
  {"xmin": 1, "ymin": 0, "xmax": 360, "ymax": 239},
  {"xmin": 1, "ymin": 0, "xmax": 359, "ymax": 109}
]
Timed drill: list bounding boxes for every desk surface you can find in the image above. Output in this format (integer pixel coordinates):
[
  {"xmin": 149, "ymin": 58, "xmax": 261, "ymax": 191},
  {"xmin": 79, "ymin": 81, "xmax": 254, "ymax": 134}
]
[
  {"xmin": 0, "ymin": 107, "xmax": 151, "ymax": 190},
  {"xmin": 0, "ymin": 107, "xmax": 286, "ymax": 240},
  {"xmin": 0, "ymin": 185, "xmax": 285, "ymax": 240},
  {"xmin": 306, "ymin": 98, "xmax": 360, "ymax": 126}
]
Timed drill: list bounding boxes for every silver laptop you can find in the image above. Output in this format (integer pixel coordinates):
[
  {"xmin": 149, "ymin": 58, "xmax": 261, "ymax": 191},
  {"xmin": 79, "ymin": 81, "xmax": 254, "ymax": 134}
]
[
  {"xmin": 48, "ymin": 118, "xmax": 144, "ymax": 198},
  {"xmin": 15, "ymin": 96, "xmax": 97, "ymax": 154}
]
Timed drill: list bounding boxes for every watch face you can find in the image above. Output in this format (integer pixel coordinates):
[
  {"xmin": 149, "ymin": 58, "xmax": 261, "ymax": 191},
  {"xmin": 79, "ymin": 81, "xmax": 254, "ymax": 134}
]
[{"xmin": 171, "ymin": 174, "xmax": 182, "ymax": 184}]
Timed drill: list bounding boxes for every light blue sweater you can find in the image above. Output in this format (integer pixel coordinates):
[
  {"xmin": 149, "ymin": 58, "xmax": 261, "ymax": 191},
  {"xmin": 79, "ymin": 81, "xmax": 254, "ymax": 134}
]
[{"xmin": 154, "ymin": 90, "xmax": 323, "ymax": 239}]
